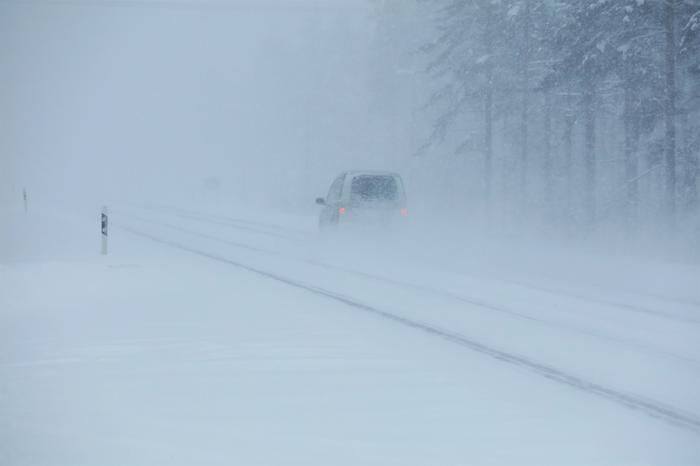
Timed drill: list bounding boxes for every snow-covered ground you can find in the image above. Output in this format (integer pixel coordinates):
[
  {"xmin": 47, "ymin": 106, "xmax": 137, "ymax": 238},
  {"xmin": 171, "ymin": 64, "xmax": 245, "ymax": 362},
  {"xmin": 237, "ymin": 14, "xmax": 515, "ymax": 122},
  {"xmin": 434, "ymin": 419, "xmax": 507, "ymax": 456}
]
[{"xmin": 2, "ymin": 202, "xmax": 699, "ymax": 465}]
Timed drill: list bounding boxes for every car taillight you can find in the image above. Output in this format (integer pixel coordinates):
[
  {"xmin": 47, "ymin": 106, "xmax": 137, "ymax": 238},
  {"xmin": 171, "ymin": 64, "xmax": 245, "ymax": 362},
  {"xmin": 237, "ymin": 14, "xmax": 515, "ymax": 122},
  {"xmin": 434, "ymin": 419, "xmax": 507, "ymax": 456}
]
[
  {"xmin": 338, "ymin": 207, "xmax": 346, "ymax": 215},
  {"xmin": 400, "ymin": 208, "xmax": 408, "ymax": 217}
]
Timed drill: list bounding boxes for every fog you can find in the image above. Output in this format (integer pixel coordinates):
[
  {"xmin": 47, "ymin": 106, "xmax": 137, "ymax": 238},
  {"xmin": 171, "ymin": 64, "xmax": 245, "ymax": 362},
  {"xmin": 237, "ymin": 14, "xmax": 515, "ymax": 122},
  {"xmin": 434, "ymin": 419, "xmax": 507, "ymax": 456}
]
[
  {"xmin": 2, "ymin": 0, "xmax": 377, "ymax": 209},
  {"xmin": 2, "ymin": 2, "xmax": 700, "ymax": 465},
  {"xmin": 3, "ymin": 0, "xmax": 698, "ymax": 261}
]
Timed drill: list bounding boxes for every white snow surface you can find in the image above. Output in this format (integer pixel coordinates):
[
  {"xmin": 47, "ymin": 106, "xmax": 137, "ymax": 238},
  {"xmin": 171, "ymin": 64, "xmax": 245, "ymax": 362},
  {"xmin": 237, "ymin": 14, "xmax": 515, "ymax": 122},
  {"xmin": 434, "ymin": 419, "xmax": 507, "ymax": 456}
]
[{"xmin": 2, "ymin": 202, "xmax": 699, "ymax": 465}]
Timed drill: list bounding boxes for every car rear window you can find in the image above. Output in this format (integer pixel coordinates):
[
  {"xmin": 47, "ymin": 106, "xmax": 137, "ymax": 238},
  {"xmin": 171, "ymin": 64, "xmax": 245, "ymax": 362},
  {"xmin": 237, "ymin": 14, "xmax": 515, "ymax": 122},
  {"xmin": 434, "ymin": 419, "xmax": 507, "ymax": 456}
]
[{"xmin": 350, "ymin": 176, "xmax": 399, "ymax": 204}]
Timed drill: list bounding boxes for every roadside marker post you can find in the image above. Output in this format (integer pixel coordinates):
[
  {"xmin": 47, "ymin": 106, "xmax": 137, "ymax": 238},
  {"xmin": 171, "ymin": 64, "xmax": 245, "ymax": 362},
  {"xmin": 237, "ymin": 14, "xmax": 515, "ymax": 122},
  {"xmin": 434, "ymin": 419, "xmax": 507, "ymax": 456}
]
[
  {"xmin": 101, "ymin": 206, "xmax": 108, "ymax": 255},
  {"xmin": 23, "ymin": 189, "xmax": 27, "ymax": 213}
]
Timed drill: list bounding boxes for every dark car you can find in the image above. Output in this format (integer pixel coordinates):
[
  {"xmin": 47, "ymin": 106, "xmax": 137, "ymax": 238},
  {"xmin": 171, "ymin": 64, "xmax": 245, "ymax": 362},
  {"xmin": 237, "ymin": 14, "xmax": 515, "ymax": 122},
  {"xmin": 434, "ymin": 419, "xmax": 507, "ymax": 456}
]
[{"xmin": 316, "ymin": 171, "xmax": 407, "ymax": 233}]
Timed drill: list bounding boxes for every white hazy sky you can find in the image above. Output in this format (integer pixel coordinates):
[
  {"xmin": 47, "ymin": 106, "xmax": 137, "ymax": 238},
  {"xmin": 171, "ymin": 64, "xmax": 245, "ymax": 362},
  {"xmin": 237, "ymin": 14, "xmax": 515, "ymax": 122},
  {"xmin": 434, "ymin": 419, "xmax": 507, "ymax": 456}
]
[{"xmin": 1, "ymin": 0, "xmax": 375, "ymax": 209}]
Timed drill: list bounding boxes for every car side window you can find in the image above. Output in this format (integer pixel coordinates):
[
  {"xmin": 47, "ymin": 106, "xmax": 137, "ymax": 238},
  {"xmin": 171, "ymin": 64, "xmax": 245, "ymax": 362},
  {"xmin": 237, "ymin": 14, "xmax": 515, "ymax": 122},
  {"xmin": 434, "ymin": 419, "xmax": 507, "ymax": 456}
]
[{"xmin": 327, "ymin": 175, "xmax": 345, "ymax": 203}]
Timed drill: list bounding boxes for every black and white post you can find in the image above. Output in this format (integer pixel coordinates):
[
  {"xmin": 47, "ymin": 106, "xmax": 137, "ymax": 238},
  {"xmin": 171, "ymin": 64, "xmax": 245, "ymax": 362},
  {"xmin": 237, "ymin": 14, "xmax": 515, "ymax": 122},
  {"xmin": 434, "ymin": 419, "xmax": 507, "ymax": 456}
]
[
  {"xmin": 23, "ymin": 188, "xmax": 27, "ymax": 213},
  {"xmin": 101, "ymin": 206, "xmax": 108, "ymax": 255}
]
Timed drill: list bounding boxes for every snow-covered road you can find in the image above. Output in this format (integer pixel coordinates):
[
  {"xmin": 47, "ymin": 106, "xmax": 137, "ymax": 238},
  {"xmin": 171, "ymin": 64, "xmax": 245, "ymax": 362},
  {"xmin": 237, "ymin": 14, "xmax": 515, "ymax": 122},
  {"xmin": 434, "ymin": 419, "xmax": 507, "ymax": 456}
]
[{"xmin": 2, "ymin": 204, "xmax": 699, "ymax": 465}]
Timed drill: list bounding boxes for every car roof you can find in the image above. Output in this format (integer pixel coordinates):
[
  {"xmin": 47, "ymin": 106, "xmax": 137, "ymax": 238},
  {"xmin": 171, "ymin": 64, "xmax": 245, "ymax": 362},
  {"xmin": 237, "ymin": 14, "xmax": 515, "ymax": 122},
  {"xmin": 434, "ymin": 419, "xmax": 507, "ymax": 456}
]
[{"xmin": 342, "ymin": 170, "xmax": 402, "ymax": 178}]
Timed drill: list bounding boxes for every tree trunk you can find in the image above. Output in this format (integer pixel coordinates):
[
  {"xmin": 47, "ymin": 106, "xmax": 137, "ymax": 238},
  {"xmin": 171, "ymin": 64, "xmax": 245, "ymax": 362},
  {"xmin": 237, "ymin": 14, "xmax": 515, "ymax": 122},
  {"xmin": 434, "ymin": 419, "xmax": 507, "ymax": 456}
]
[
  {"xmin": 680, "ymin": 110, "xmax": 699, "ymax": 212},
  {"xmin": 691, "ymin": 144, "xmax": 700, "ymax": 214},
  {"xmin": 582, "ymin": 71, "xmax": 596, "ymax": 227},
  {"xmin": 484, "ymin": 83, "xmax": 493, "ymax": 203},
  {"xmin": 564, "ymin": 86, "xmax": 574, "ymax": 220},
  {"xmin": 623, "ymin": 71, "xmax": 639, "ymax": 233},
  {"xmin": 543, "ymin": 91, "xmax": 552, "ymax": 213},
  {"xmin": 482, "ymin": 1, "xmax": 495, "ymax": 209},
  {"xmin": 519, "ymin": 0, "xmax": 531, "ymax": 205},
  {"xmin": 664, "ymin": 0, "xmax": 677, "ymax": 225}
]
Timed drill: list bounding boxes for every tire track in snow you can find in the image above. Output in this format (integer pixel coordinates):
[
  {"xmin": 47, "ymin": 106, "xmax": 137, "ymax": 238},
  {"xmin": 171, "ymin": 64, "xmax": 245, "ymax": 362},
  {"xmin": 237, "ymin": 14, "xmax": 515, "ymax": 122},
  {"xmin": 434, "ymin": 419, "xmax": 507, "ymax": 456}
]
[
  {"xmin": 113, "ymin": 211, "xmax": 700, "ymax": 367},
  {"xmin": 115, "ymin": 223, "xmax": 700, "ymax": 435},
  {"xmin": 125, "ymin": 203, "xmax": 700, "ymax": 325},
  {"xmin": 120, "ymin": 202, "xmax": 308, "ymax": 241}
]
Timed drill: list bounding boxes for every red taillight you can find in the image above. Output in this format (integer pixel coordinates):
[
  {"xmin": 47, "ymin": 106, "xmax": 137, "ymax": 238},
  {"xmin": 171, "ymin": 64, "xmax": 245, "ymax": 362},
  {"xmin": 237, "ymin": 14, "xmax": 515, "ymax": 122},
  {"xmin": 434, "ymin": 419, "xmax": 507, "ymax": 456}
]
[
  {"xmin": 338, "ymin": 207, "xmax": 346, "ymax": 215},
  {"xmin": 400, "ymin": 208, "xmax": 408, "ymax": 217}
]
